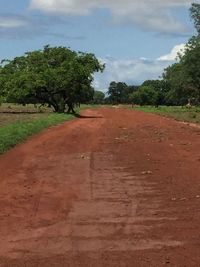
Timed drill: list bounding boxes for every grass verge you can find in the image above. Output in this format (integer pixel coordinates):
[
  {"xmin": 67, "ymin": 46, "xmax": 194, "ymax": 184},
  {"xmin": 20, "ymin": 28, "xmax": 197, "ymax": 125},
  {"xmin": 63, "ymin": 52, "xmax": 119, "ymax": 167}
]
[
  {"xmin": 132, "ymin": 105, "xmax": 200, "ymax": 124},
  {"xmin": 0, "ymin": 113, "xmax": 74, "ymax": 154}
]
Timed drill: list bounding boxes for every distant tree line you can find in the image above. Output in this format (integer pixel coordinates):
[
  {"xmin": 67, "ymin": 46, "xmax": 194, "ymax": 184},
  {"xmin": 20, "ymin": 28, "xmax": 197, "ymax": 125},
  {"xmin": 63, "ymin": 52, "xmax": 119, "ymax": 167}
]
[
  {"xmin": 104, "ymin": 3, "xmax": 200, "ymax": 107},
  {"xmin": 105, "ymin": 80, "xmax": 167, "ymax": 106}
]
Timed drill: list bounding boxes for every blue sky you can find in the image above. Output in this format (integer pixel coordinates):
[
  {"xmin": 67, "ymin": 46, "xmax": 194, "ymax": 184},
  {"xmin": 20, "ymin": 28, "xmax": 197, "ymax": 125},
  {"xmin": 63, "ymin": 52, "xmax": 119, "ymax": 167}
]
[{"xmin": 0, "ymin": 0, "xmax": 197, "ymax": 91}]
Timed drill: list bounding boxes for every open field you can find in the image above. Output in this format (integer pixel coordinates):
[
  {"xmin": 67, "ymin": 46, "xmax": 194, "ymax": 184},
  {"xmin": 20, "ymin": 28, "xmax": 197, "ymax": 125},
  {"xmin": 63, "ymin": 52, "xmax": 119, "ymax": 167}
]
[
  {"xmin": 0, "ymin": 108, "xmax": 200, "ymax": 266},
  {"xmin": 0, "ymin": 104, "xmax": 74, "ymax": 154},
  {"xmin": 0, "ymin": 103, "xmax": 52, "ymax": 127},
  {"xmin": 0, "ymin": 103, "xmax": 96, "ymax": 128},
  {"xmin": 132, "ymin": 105, "xmax": 200, "ymax": 124}
]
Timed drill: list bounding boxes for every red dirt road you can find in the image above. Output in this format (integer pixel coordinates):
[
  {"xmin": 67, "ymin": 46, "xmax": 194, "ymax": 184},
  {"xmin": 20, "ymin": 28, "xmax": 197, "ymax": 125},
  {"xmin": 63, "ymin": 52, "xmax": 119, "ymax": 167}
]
[{"xmin": 0, "ymin": 108, "xmax": 200, "ymax": 266}]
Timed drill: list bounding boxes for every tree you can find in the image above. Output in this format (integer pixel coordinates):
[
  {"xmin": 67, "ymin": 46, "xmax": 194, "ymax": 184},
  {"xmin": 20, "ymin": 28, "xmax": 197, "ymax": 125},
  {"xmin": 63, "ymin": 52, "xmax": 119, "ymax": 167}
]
[
  {"xmin": 161, "ymin": 3, "xmax": 200, "ymax": 105},
  {"xmin": 107, "ymin": 82, "xmax": 127, "ymax": 104},
  {"xmin": 142, "ymin": 79, "xmax": 169, "ymax": 106},
  {"xmin": 163, "ymin": 36, "xmax": 200, "ymax": 105},
  {"xmin": 162, "ymin": 63, "xmax": 190, "ymax": 105},
  {"xmin": 190, "ymin": 3, "xmax": 200, "ymax": 35},
  {"xmin": 93, "ymin": 90, "xmax": 105, "ymax": 104},
  {"xmin": 107, "ymin": 82, "xmax": 137, "ymax": 104},
  {"xmin": 129, "ymin": 85, "xmax": 158, "ymax": 106},
  {"xmin": 0, "ymin": 46, "xmax": 105, "ymax": 113},
  {"xmin": 179, "ymin": 36, "xmax": 200, "ymax": 102}
]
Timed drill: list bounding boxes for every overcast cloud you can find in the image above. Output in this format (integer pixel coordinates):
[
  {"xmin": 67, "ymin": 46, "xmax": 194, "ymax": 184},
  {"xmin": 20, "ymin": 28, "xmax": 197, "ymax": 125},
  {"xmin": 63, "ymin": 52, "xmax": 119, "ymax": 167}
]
[{"xmin": 30, "ymin": 0, "xmax": 193, "ymax": 34}]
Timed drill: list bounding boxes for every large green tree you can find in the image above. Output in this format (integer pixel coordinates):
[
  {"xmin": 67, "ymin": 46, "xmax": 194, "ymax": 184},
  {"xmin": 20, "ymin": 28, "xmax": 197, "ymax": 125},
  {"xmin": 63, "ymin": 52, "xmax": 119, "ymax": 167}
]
[
  {"xmin": 162, "ymin": 63, "xmax": 191, "ymax": 105},
  {"xmin": 0, "ymin": 46, "xmax": 104, "ymax": 113},
  {"xmin": 179, "ymin": 36, "xmax": 200, "ymax": 102},
  {"xmin": 162, "ymin": 3, "xmax": 200, "ymax": 105}
]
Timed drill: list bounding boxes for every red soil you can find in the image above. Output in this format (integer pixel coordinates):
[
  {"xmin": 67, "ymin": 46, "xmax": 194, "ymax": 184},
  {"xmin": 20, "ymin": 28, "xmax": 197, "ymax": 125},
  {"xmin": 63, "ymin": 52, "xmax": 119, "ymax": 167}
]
[{"xmin": 0, "ymin": 108, "xmax": 200, "ymax": 266}]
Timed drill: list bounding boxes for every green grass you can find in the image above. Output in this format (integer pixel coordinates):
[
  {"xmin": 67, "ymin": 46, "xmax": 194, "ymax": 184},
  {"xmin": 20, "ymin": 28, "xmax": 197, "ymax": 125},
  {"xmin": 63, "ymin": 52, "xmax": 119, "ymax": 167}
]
[
  {"xmin": 0, "ymin": 103, "xmax": 52, "ymax": 127},
  {"xmin": 132, "ymin": 105, "xmax": 200, "ymax": 124},
  {"xmin": 0, "ymin": 113, "xmax": 50, "ymax": 127},
  {"xmin": 0, "ymin": 103, "xmax": 106, "ymax": 154},
  {"xmin": 0, "ymin": 113, "xmax": 74, "ymax": 154}
]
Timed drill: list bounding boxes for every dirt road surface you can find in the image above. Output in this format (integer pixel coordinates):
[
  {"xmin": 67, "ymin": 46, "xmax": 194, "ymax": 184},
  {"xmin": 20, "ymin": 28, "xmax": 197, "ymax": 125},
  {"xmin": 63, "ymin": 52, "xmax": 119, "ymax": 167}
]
[{"xmin": 0, "ymin": 108, "xmax": 200, "ymax": 267}]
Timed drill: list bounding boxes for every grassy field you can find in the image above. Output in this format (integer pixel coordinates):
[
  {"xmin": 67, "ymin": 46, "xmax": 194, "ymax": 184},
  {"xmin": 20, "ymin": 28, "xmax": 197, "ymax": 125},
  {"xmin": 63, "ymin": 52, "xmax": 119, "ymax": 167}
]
[
  {"xmin": 0, "ymin": 103, "xmax": 52, "ymax": 127},
  {"xmin": 0, "ymin": 104, "xmax": 75, "ymax": 154},
  {"xmin": 132, "ymin": 105, "xmax": 200, "ymax": 124}
]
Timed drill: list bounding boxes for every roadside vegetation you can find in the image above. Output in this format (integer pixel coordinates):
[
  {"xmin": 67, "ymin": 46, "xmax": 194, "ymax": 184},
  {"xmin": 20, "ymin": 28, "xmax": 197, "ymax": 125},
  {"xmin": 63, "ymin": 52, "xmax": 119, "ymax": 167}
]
[
  {"xmin": 132, "ymin": 105, "xmax": 200, "ymax": 125},
  {"xmin": 0, "ymin": 103, "xmax": 51, "ymax": 127},
  {"xmin": 0, "ymin": 103, "xmax": 101, "ymax": 154},
  {"xmin": 0, "ymin": 104, "xmax": 74, "ymax": 154}
]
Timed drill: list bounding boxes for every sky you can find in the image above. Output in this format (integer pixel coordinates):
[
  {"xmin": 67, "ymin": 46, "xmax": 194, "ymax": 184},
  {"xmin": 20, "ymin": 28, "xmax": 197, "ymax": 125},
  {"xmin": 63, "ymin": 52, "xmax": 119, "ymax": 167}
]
[{"xmin": 0, "ymin": 0, "xmax": 198, "ymax": 91}]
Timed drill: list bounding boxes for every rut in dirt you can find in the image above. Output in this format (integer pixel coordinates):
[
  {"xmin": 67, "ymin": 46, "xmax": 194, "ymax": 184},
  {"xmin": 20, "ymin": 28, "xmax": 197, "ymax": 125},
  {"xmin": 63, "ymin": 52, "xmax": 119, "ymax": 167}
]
[{"xmin": 0, "ymin": 108, "xmax": 200, "ymax": 267}]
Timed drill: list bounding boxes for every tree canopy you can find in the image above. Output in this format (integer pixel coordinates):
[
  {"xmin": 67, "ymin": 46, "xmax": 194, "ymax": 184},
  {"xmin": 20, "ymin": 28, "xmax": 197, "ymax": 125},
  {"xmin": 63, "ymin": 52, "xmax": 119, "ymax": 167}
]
[
  {"xmin": 190, "ymin": 3, "xmax": 200, "ymax": 35},
  {"xmin": 0, "ymin": 45, "xmax": 105, "ymax": 113},
  {"xmin": 107, "ymin": 81, "xmax": 138, "ymax": 104},
  {"xmin": 162, "ymin": 3, "xmax": 200, "ymax": 105},
  {"xmin": 93, "ymin": 90, "xmax": 105, "ymax": 104},
  {"xmin": 129, "ymin": 85, "xmax": 158, "ymax": 106}
]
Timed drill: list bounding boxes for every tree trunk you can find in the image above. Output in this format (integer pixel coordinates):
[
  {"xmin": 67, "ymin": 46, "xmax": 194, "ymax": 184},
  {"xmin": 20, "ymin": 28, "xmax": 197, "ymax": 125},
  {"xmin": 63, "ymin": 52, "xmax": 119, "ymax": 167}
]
[
  {"xmin": 52, "ymin": 102, "xmax": 66, "ymax": 113},
  {"xmin": 67, "ymin": 102, "xmax": 75, "ymax": 114}
]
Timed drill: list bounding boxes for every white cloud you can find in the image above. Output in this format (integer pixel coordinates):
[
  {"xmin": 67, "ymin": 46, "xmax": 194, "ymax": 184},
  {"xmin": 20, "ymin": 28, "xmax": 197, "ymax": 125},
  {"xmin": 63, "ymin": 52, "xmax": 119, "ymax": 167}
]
[
  {"xmin": 94, "ymin": 57, "xmax": 170, "ymax": 91},
  {"xmin": 0, "ymin": 17, "xmax": 26, "ymax": 28},
  {"xmin": 94, "ymin": 43, "xmax": 187, "ymax": 91},
  {"xmin": 158, "ymin": 43, "xmax": 186, "ymax": 61},
  {"xmin": 30, "ymin": 0, "xmax": 193, "ymax": 34}
]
